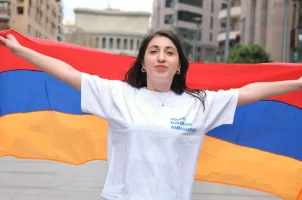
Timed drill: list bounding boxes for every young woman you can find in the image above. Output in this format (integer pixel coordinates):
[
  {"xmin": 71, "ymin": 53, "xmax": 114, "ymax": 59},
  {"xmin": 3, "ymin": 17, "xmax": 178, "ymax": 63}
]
[{"xmin": 0, "ymin": 30, "xmax": 301, "ymax": 200}]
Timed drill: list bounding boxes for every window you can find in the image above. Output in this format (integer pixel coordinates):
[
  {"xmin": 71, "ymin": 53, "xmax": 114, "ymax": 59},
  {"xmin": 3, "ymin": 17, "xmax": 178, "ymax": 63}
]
[
  {"xmin": 0, "ymin": 2, "xmax": 8, "ymax": 9},
  {"xmin": 39, "ymin": 10, "xmax": 42, "ymax": 24},
  {"xmin": 210, "ymin": 17, "xmax": 213, "ymax": 29},
  {"xmin": 130, "ymin": 39, "xmax": 133, "ymax": 50},
  {"xmin": 117, "ymin": 38, "xmax": 121, "ymax": 49},
  {"xmin": 94, "ymin": 37, "xmax": 98, "ymax": 48},
  {"xmin": 136, "ymin": 40, "xmax": 140, "ymax": 50},
  {"xmin": 178, "ymin": 11, "xmax": 202, "ymax": 24},
  {"xmin": 211, "ymin": 0, "xmax": 214, "ymax": 12},
  {"xmin": 109, "ymin": 38, "xmax": 113, "ymax": 49},
  {"xmin": 102, "ymin": 38, "xmax": 106, "ymax": 49},
  {"xmin": 177, "ymin": 27, "xmax": 201, "ymax": 41},
  {"xmin": 124, "ymin": 39, "xmax": 128, "ymax": 49},
  {"xmin": 209, "ymin": 33, "xmax": 213, "ymax": 41},
  {"xmin": 179, "ymin": 0, "xmax": 202, "ymax": 8},
  {"xmin": 35, "ymin": 7, "xmax": 39, "ymax": 20},
  {"xmin": 297, "ymin": 2, "xmax": 302, "ymax": 28},
  {"xmin": 17, "ymin": 6, "xmax": 24, "ymax": 14},
  {"xmin": 165, "ymin": 0, "xmax": 174, "ymax": 8},
  {"xmin": 164, "ymin": 14, "xmax": 174, "ymax": 24}
]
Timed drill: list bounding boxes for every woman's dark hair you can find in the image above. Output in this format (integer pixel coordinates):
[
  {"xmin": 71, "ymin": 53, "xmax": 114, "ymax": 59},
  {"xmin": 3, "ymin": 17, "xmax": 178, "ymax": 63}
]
[{"xmin": 124, "ymin": 30, "xmax": 206, "ymax": 108}]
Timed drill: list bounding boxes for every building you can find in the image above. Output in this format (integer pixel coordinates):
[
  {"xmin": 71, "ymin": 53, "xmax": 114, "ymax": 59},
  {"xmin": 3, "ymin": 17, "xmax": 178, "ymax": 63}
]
[
  {"xmin": 57, "ymin": 0, "xmax": 64, "ymax": 41},
  {"xmin": 218, "ymin": 0, "xmax": 300, "ymax": 62},
  {"xmin": 0, "ymin": 0, "xmax": 63, "ymax": 41},
  {"xmin": 217, "ymin": 0, "xmax": 241, "ymax": 61},
  {"xmin": 63, "ymin": 22, "xmax": 87, "ymax": 47},
  {"xmin": 151, "ymin": 0, "xmax": 222, "ymax": 62},
  {"xmin": 290, "ymin": 0, "xmax": 302, "ymax": 62},
  {"xmin": 64, "ymin": 8, "xmax": 150, "ymax": 56}
]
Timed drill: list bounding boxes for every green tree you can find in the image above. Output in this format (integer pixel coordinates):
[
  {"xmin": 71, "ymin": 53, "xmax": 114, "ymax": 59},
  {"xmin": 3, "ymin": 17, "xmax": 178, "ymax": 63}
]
[{"xmin": 227, "ymin": 44, "xmax": 271, "ymax": 63}]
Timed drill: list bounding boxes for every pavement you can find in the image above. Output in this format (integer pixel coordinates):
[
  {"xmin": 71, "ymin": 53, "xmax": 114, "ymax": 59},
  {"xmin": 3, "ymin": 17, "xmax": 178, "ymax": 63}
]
[{"xmin": 0, "ymin": 157, "xmax": 280, "ymax": 200}]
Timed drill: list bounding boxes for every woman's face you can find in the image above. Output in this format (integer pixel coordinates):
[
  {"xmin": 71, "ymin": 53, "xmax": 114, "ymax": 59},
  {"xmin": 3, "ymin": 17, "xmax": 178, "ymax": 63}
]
[{"xmin": 142, "ymin": 36, "xmax": 180, "ymax": 85}]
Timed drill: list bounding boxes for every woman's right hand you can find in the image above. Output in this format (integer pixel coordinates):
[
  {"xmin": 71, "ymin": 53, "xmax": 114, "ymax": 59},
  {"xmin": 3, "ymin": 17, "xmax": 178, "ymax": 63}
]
[{"xmin": 0, "ymin": 34, "xmax": 24, "ymax": 55}]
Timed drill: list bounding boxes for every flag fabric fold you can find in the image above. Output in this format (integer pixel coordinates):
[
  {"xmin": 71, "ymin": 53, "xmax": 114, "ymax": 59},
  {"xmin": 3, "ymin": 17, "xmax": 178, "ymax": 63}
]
[{"xmin": 0, "ymin": 30, "xmax": 302, "ymax": 200}]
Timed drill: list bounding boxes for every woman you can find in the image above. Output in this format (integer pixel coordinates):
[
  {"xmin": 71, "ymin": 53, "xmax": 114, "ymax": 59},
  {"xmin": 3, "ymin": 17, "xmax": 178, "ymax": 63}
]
[{"xmin": 0, "ymin": 30, "xmax": 301, "ymax": 200}]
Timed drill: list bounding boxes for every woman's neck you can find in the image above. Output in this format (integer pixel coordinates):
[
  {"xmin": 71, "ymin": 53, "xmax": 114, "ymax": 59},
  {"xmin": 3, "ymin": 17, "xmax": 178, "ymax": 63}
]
[{"xmin": 146, "ymin": 79, "xmax": 171, "ymax": 92}]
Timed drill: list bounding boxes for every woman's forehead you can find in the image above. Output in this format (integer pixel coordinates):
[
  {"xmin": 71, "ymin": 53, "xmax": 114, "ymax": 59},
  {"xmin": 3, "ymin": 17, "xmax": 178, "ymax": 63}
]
[{"xmin": 148, "ymin": 36, "xmax": 176, "ymax": 48}]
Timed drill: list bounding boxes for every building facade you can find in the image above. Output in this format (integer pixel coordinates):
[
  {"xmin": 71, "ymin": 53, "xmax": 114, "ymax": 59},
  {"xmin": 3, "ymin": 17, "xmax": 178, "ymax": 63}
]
[
  {"xmin": 64, "ymin": 8, "xmax": 150, "ymax": 56},
  {"xmin": 218, "ymin": 0, "xmax": 299, "ymax": 62},
  {"xmin": 151, "ymin": 0, "xmax": 222, "ymax": 62},
  {"xmin": 0, "ymin": 0, "xmax": 63, "ymax": 41},
  {"xmin": 290, "ymin": 0, "xmax": 302, "ymax": 62},
  {"xmin": 217, "ymin": 0, "xmax": 241, "ymax": 61},
  {"xmin": 57, "ymin": 0, "xmax": 64, "ymax": 41}
]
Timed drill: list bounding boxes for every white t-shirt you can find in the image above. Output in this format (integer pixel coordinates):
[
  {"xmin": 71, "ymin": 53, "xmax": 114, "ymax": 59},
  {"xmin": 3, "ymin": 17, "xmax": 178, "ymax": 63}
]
[{"xmin": 81, "ymin": 73, "xmax": 239, "ymax": 200}]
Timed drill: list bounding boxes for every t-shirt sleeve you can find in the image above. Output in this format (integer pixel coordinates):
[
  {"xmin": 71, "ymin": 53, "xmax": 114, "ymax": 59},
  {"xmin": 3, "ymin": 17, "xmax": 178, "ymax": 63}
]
[
  {"xmin": 203, "ymin": 89, "xmax": 239, "ymax": 133},
  {"xmin": 80, "ymin": 72, "xmax": 121, "ymax": 119}
]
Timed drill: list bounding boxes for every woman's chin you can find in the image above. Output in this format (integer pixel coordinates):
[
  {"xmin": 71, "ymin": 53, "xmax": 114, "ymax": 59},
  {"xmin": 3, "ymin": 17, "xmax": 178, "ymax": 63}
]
[{"xmin": 149, "ymin": 72, "xmax": 174, "ymax": 82}]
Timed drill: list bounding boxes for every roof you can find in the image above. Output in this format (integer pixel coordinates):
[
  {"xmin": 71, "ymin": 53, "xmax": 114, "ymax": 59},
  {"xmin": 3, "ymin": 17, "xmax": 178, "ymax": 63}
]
[{"xmin": 74, "ymin": 8, "xmax": 151, "ymax": 17}]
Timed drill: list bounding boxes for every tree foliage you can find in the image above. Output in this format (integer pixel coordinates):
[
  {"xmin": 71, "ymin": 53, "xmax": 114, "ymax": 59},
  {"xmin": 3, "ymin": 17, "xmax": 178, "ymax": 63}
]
[{"xmin": 227, "ymin": 44, "xmax": 271, "ymax": 63}]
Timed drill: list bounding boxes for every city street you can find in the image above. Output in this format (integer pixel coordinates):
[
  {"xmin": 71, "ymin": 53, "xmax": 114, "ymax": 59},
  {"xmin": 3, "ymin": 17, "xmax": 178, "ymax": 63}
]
[{"xmin": 0, "ymin": 156, "xmax": 280, "ymax": 200}]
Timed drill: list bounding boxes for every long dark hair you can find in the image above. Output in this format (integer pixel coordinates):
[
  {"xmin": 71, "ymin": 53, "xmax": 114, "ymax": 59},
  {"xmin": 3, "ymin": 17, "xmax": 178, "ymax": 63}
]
[{"xmin": 124, "ymin": 30, "xmax": 206, "ymax": 108}]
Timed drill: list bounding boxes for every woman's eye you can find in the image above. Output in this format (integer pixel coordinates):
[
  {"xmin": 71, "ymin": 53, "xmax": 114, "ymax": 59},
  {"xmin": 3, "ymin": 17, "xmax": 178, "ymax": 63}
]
[{"xmin": 167, "ymin": 52, "xmax": 173, "ymax": 55}]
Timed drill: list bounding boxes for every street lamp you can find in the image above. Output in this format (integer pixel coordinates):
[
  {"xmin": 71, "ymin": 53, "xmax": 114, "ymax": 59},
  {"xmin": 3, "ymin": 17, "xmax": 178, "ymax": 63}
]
[
  {"xmin": 282, "ymin": 0, "xmax": 301, "ymax": 62},
  {"xmin": 193, "ymin": 17, "xmax": 202, "ymax": 62},
  {"xmin": 282, "ymin": 0, "xmax": 290, "ymax": 62},
  {"xmin": 224, "ymin": 0, "xmax": 231, "ymax": 62},
  {"xmin": 171, "ymin": 0, "xmax": 179, "ymax": 34}
]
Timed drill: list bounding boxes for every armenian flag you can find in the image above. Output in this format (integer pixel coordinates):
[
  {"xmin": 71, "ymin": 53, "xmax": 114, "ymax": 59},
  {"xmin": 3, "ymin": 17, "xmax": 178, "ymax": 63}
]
[{"xmin": 0, "ymin": 30, "xmax": 301, "ymax": 200}]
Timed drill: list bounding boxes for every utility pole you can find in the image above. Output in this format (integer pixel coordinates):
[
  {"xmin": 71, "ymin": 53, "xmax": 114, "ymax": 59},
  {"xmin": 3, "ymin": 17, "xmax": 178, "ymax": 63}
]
[
  {"xmin": 193, "ymin": 30, "xmax": 197, "ymax": 62},
  {"xmin": 282, "ymin": 0, "xmax": 290, "ymax": 62},
  {"xmin": 193, "ymin": 18, "xmax": 201, "ymax": 62},
  {"xmin": 224, "ymin": 0, "xmax": 231, "ymax": 62},
  {"xmin": 172, "ymin": 0, "xmax": 178, "ymax": 34}
]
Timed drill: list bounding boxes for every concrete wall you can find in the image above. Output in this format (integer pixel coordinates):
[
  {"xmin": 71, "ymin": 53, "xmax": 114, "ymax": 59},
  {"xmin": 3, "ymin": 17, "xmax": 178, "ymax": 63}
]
[
  {"xmin": 74, "ymin": 9, "xmax": 150, "ymax": 35},
  {"xmin": 64, "ymin": 9, "xmax": 150, "ymax": 56}
]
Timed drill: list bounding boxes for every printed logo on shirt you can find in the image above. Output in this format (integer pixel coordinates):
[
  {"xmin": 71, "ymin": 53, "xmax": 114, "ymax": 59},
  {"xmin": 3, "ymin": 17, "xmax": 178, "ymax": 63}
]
[{"xmin": 170, "ymin": 117, "xmax": 196, "ymax": 132}]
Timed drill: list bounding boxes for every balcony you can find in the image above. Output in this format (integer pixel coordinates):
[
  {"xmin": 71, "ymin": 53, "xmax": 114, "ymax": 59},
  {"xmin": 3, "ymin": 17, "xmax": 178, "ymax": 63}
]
[
  {"xmin": 0, "ymin": 8, "xmax": 10, "ymax": 21},
  {"xmin": 218, "ymin": 5, "xmax": 241, "ymax": 21},
  {"xmin": 175, "ymin": 2, "xmax": 202, "ymax": 14},
  {"xmin": 0, "ymin": 22, "xmax": 9, "ymax": 30},
  {"xmin": 218, "ymin": 21, "xmax": 240, "ymax": 41},
  {"xmin": 217, "ymin": 29, "xmax": 240, "ymax": 42}
]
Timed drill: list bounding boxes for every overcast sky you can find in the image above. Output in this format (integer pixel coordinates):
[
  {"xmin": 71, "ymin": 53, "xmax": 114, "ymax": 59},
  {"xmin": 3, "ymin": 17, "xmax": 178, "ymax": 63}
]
[{"xmin": 63, "ymin": 0, "xmax": 154, "ymax": 22}]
